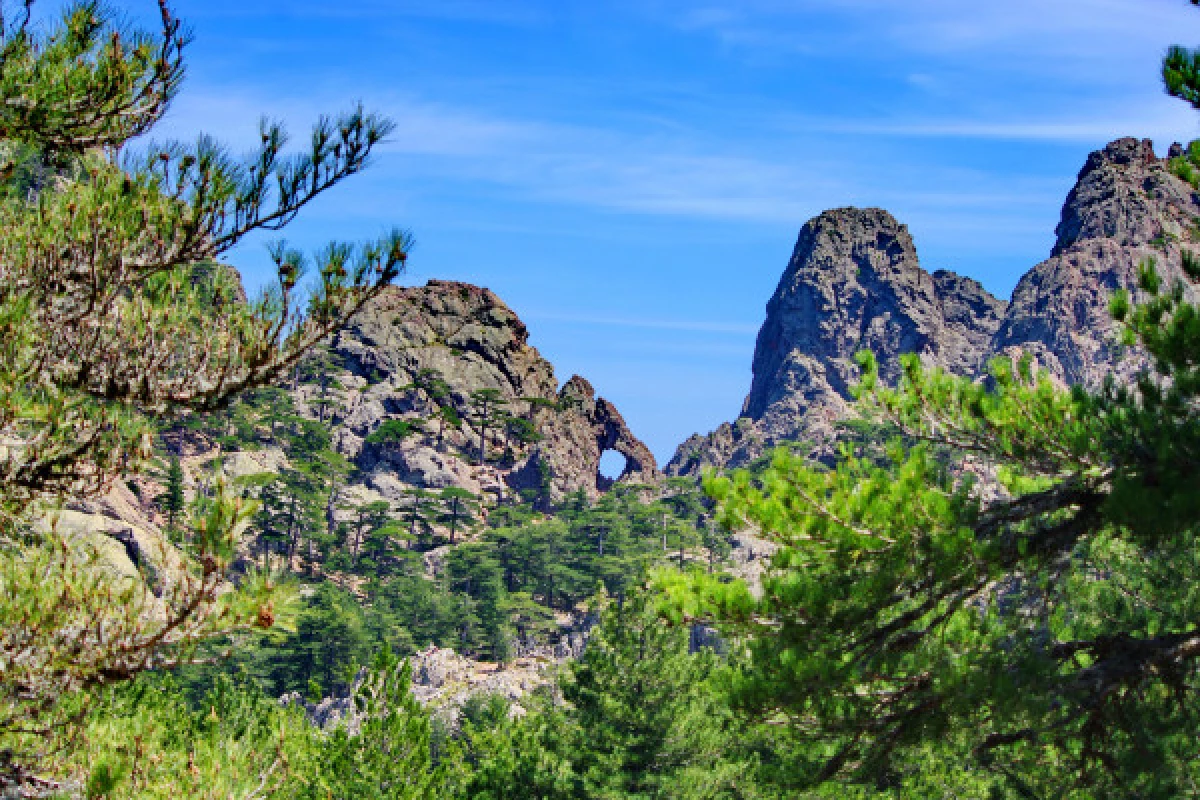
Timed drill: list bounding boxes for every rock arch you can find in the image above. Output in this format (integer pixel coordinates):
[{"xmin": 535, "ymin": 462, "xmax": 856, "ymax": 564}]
[
  {"xmin": 592, "ymin": 397, "xmax": 657, "ymax": 486},
  {"xmin": 510, "ymin": 376, "xmax": 660, "ymax": 502}
]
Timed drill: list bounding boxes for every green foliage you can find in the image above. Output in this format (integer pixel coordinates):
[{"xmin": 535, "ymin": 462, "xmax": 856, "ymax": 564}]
[
  {"xmin": 438, "ymin": 487, "xmax": 481, "ymax": 544},
  {"xmin": 0, "ymin": 480, "xmax": 301, "ymax": 775},
  {"xmin": 290, "ymin": 647, "xmax": 447, "ymax": 799},
  {"xmin": 455, "ymin": 590, "xmax": 765, "ymax": 799},
  {"xmin": 263, "ymin": 582, "xmax": 372, "ymax": 696},
  {"xmin": 1168, "ymin": 141, "xmax": 1200, "ymax": 189},
  {"xmin": 58, "ymin": 651, "xmax": 447, "ymax": 799},
  {"xmin": 1165, "ymin": 28, "xmax": 1200, "ymax": 111},
  {"xmin": 366, "ymin": 417, "xmax": 427, "ymax": 446},
  {"xmin": 469, "ymin": 388, "xmax": 508, "ymax": 465},
  {"xmin": 159, "ymin": 454, "xmax": 185, "ymax": 532},
  {"xmin": 0, "ymin": 0, "xmax": 406, "ymax": 782},
  {"xmin": 560, "ymin": 593, "xmax": 748, "ymax": 798},
  {"xmin": 661, "ymin": 253, "xmax": 1200, "ymax": 793}
]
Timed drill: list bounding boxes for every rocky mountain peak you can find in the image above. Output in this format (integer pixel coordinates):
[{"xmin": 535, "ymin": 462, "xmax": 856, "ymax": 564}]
[
  {"xmin": 669, "ymin": 206, "xmax": 1005, "ymax": 476},
  {"xmin": 996, "ymin": 137, "xmax": 1200, "ymax": 386},
  {"xmin": 1053, "ymin": 137, "xmax": 1188, "ymax": 256},
  {"xmin": 669, "ymin": 137, "xmax": 1196, "ymax": 475},
  {"xmin": 743, "ymin": 206, "xmax": 973, "ymax": 423},
  {"xmin": 321, "ymin": 279, "xmax": 658, "ymax": 505}
]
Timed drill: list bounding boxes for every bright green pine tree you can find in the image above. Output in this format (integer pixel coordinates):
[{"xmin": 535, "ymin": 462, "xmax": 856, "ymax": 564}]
[
  {"xmin": 457, "ymin": 590, "xmax": 759, "ymax": 799},
  {"xmin": 662, "ymin": 264, "xmax": 1200, "ymax": 791},
  {"xmin": 657, "ymin": 15, "xmax": 1200, "ymax": 793},
  {"xmin": 561, "ymin": 592, "xmax": 749, "ymax": 799},
  {"xmin": 290, "ymin": 647, "xmax": 448, "ymax": 800},
  {"xmin": 0, "ymin": 0, "xmax": 407, "ymax": 781},
  {"xmin": 61, "ymin": 650, "xmax": 448, "ymax": 798}
]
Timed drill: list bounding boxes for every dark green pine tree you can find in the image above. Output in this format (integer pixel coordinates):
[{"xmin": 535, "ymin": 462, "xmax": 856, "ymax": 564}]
[
  {"xmin": 250, "ymin": 474, "xmax": 289, "ymax": 570},
  {"xmin": 365, "ymin": 417, "xmax": 427, "ymax": 447},
  {"xmin": 403, "ymin": 367, "xmax": 452, "ymax": 411},
  {"xmin": 299, "ymin": 346, "xmax": 345, "ymax": 423},
  {"xmin": 345, "ymin": 499, "xmax": 392, "ymax": 569},
  {"xmin": 469, "ymin": 388, "xmax": 508, "ymax": 465},
  {"xmin": 435, "ymin": 403, "xmax": 463, "ymax": 453},
  {"xmin": 538, "ymin": 591, "xmax": 748, "ymax": 798},
  {"xmin": 444, "ymin": 543, "xmax": 515, "ymax": 660},
  {"xmin": 159, "ymin": 455, "xmax": 186, "ymax": 534},
  {"xmin": 267, "ymin": 582, "xmax": 371, "ymax": 697},
  {"xmin": 438, "ymin": 486, "xmax": 481, "ymax": 544},
  {"xmin": 402, "ymin": 487, "xmax": 438, "ymax": 551},
  {"xmin": 292, "ymin": 646, "xmax": 447, "ymax": 799}
]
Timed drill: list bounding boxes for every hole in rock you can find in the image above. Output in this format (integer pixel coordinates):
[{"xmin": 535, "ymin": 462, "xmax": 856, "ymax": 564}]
[{"xmin": 597, "ymin": 450, "xmax": 627, "ymax": 488}]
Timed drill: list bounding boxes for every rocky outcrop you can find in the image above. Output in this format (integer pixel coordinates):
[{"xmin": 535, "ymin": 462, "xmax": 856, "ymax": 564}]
[
  {"xmin": 993, "ymin": 138, "xmax": 1200, "ymax": 386},
  {"xmin": 669, "ymin": 208, "xmax": 1006, "ymax": 474},
  {"xmin": 669, "ymin": 137, "xmax": 1197, "ymax": 475},
  {"xmin": 282, "ymin": 636, "xmax": 590, "ymax": 731},
  {"xmin": 513, "ymin": 375, "xmax": 659, "ymax": 499},
  {"xmin": 319, "ymin": 281, "xmax": 658, "ymax": 505},
  {"xmin": 74, "ymin": 279, "xmax": 658, "ymax": 603}
]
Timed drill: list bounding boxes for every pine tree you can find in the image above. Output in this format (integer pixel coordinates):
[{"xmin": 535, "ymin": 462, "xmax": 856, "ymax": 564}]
[
  {"xmin": 438, "ymin": 486, "xmax": 481, "ymax": 544},
  {"xmin": 665, "ymin": 269, "xmax": 1200, "ymax": 793},
  {"xmin": 402, "ymin": 487, "xmax": 438, "ymax": 551},
  {"xmin": 465, "ymin": 590, "xmax": 750, "ymax": 799},
  {"xmin": 469, "ymin": 388, "xmax": 507, "ymax": 465},
  {"xmin": 291, "ymin": 646, "xmax": 447, "ymax": 799},
  {"xmin": 436, "ymin": 403, "xmax": 463, "ymax": 453},
  {"xmin": 347, "ymin": 499, "xmax": 393, "ymax": 567},
  {"xmin": 159, "ymin": 454, "xmax": 185, "ymax": 533},
  {"xmin": 0, "ymin": 0, "xmax": 407, "ymax": 779}
]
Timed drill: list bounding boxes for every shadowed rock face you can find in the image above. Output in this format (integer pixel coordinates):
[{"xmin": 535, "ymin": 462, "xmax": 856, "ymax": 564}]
[
  {"xmin": 668, "ymin": 137, "xmax": 1197, "ymax": 476},
  {"xmin": 669, "ymin": 207, "xmax": 1006, "ymax": 475}
]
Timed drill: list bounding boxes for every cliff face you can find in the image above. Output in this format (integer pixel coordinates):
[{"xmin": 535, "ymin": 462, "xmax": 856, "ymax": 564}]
[
  {"xmin": 303, "ymin": 280, "xmax": 658, "ymax": 507},
  {"xmin": 669, "ymin": 208, "xmax": 1007, "ymax": 475},
  {"xmin": 668, "ymin": 137, "xmax": 1198, "ymax": 475},
  {"xmin": 994, "ymin": 138, "xmax": 1200, "ymax": 386}
]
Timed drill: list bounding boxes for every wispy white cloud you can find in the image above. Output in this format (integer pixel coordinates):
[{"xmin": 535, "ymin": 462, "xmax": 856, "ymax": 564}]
[
  {"xmin": 782, "ymin": 103, "xmax": 1200, "ymax": 144},
  {"xmin": 666, "ymin": 0, "xmax": 1195, "ymax": 61},
  {"xmin": 525, "ymin": 310, "xmax": 760, "ymax": 335},
  {"xmin": 157, "ymin": 81, "xmax": 1091, "ymax": 233},
  {"xmin": 157, "ymin": 90, "xmax": 541, "ymax": 157}
]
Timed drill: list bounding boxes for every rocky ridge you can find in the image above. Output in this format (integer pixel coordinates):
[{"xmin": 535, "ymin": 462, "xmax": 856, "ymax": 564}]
[
  {"xmin": 304, "ymin": 280, "xmax": 658, "ymax": 508},
  {"xmin": 126, "ymin": 280, "xmax": 659, "ymax": 543},
  {"xmin": 668, "ymin": 138, "xmax": 1200, "ymax": 474}
]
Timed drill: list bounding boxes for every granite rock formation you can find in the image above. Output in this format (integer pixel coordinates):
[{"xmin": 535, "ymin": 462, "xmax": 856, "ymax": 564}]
[
  {"xmin": 668, "ymin": 137, "xmax": 1198, "ymax": 475},
  {"xmin": 317, "ymin": 280, "xmax": 658, "ymax": 506},
  {"xmin": 993, "ymin": 137, "xmax": 1200, "ymax": 386}
]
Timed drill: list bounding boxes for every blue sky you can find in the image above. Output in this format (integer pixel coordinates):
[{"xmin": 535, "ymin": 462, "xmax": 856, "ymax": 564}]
[{"xmin": 92, "ymin": 1, "xmax": 1200, "ymax": 463}]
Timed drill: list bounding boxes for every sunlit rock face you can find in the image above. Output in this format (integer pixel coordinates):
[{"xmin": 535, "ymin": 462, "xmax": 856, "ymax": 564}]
[{"xmin": 328, "ymin": 280, "xmax": 658, "ymax": 505}]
